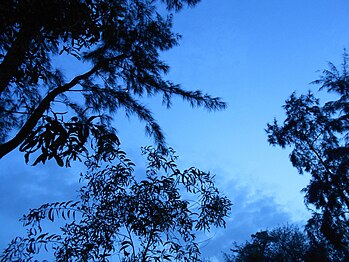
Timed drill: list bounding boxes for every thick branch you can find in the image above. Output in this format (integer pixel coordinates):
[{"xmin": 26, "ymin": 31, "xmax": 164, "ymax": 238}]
[{"xmin": 0, "ymin": 65, "xmax": 99, "ymax": 159}]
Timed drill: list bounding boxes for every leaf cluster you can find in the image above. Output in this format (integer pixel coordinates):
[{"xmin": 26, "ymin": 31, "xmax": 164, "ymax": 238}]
[{"xmin": 19, "ymin": 112, "xmax": 119, "ymax": 167}]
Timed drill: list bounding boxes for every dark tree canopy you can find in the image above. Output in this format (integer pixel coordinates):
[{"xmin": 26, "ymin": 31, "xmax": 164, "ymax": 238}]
[
  {"xmin": 266, "ymin": 53, "xmax": 349, "ymax": 253},
  {"xmin": 0, "ymin": 0, "xmax": 226, "ymax": 165},
  {"xmin": 1, "ymin": 146, "xmax": 232, "ymax": 261},
  {"xmin": 224, "ymin": 225, "xmax": 345, "ymax": 262}
]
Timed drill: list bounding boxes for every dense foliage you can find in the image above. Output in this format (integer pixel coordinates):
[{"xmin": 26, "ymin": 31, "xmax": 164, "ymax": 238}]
[
  {"xmin": 1, "ymin": 146, "xmax": 231, "ymax": 261},
  {"xmin": 266, "ymin": 54, "xmax": 349, "ymax": 254},
  {"xmin": 0, "ymin": 0, "xmax": 226, "ymax": 164},
  {"xmin": 224, "ymin": 225, "xmax": 345, "ymax": 262}
]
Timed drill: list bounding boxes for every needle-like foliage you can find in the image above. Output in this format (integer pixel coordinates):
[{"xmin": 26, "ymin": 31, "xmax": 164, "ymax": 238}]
[
  {"xmin": 0, "ymin": 0, "xmax": 226, "ymax": 163},
  {"xmin": 266, "ymin": 53, "xmax": 349, "ymax": 254}
]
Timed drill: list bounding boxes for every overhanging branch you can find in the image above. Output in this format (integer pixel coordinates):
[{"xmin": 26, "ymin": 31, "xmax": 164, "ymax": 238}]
[{"xmin": 0, "ymin": 65, "xmax": 99, "ymax": 159}]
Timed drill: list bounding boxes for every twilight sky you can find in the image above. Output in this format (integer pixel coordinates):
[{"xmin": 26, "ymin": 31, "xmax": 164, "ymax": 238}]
[{"xmin": 2, "ymin": 0, "xmax": 349, "ymax": 261}]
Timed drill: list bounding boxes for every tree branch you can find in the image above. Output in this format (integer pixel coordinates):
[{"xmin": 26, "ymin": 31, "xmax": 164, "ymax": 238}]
[
  {"xmin": 142, "ymin": 228, "xmax": 155, "ymax": 262},
  {"xmin": 0, "ymin": 65, "xmax": 99, "ymax": 159},
  {"xmin": 126, "ymin": 225, "xmax": 136, "ymax": 260}
]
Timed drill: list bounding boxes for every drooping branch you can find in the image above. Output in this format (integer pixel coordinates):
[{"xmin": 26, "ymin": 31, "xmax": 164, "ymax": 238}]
[
  {"xmin": 159, "ymin": 84, "xmax": 227, "ymax": 111},
  {"xmin": 0, "ymin": 65, "xmax": 99, "ymax": 159}
]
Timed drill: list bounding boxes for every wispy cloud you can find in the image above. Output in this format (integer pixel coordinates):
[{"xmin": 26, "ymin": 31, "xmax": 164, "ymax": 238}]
[{"xmin": 0, "ymin": 151, "xmax": 80, "ymax": 250}]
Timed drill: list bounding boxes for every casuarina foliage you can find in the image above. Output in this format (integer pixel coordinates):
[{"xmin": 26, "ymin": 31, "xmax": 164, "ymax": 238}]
[
  {"xmin": 266, "ymin": 53, "xmax": 349, "ymax": 254},
  {"xmin": 0, "ymin": 0, "xmax": 226, "ymax": 164}
]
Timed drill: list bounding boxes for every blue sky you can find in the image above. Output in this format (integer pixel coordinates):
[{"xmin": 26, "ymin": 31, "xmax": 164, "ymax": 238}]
[{"xmin": 1, "ymin": 0, "xmax": 349, "ymax": 261}]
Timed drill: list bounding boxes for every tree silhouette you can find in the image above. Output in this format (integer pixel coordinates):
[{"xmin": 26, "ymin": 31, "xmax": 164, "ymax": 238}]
[
  {"xmin": 0, "ymin": 0, "xmax": 226, "ymax": 165},
  {"xmin": 1, "ymin": 146, "xmax": 231, "ymax": 261},
  {"xmin": 266, "ymin": 53, "xmax": 349, "ymax": 254},
  {"xmin": 224, "ymin": 225, "xmax": 345, "ymax": 262},
  {"xmin": 0, "ymin": 1, "xmax": 231, "ymax": 260}
]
